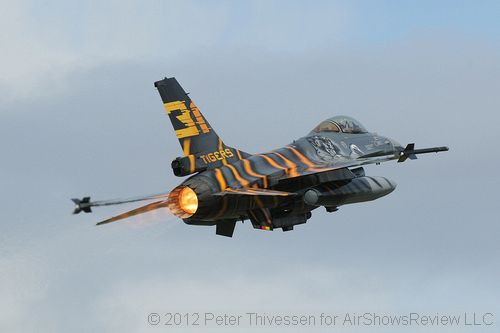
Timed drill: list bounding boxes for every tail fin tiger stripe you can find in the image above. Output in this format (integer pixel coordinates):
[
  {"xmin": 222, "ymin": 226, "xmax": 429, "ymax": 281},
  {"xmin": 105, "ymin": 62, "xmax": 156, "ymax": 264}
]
[
  {"xmin": 218, "ymin": 138, "xmax": 228, "ymax": 166},
  {"xmin": 155, "ymin": 77, "xmax": 251, "ymax": 176},
  {"xmin": 190, "ymin": 103, "xmax": 210, "ymax": 134},
  {"xmin": 163, "ymin": 101, "xmax": 203, "ymax": 139},
  {"xmin": 182, "ymin": 138, "xmax": 191, "ymax": 155},
  {"xmin": 188, "ymin": 155, "xmax": 195, "ymax": 174}
]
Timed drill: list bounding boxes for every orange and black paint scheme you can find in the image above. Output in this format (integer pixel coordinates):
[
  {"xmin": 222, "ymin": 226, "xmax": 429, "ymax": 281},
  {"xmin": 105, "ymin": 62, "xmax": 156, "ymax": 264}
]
[{"xmin": 72, "ymin": 77, "xmax": 448, "ymax": 237}]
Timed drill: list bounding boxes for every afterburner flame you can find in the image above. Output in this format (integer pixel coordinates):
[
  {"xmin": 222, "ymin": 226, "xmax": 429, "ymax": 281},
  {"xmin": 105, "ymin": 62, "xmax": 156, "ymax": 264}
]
[
  {"xmin": 168, "ymin": 186, "xmax": 198, "ymax": 218},
  {"xmin": 178, "ymin": 187, "xmax": 198, "ymax": 215}
]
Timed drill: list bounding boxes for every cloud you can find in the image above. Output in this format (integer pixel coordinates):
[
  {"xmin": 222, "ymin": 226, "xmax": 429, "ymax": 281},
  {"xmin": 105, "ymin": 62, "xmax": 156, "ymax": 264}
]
[
  {"xmin": 92, "ymin": 267, "xmax": 391, "ymax": 333},
  {"xmin": 0, "ymin": 1, "xmax": 75, "ymax": 100},
  {"xmin": 0, "ymin": 252, "xmax": 49, "ymax": 332},
  {"xmin": 0, "ymin": 0, "xmax": 229, "ymax": 102},
  {"xmin": 0, "ymin": 0, "xmax": 350, "ymax": 103},
  {"xmin": 92, "ymin": 264, "xmax": 499, "ymax": 333}
]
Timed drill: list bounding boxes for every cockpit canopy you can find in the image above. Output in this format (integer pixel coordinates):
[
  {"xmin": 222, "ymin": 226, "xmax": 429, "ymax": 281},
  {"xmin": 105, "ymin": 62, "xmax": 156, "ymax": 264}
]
[{"xmin": 312, "ymin": 116, "xmax": 368, "ymax": 134}]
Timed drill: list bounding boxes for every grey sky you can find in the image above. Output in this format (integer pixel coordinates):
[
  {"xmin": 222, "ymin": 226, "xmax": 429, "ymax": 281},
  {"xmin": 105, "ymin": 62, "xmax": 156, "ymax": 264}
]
[{"xmin": 1, "ymin": 1, "xmax": 499, "ymax": 332}]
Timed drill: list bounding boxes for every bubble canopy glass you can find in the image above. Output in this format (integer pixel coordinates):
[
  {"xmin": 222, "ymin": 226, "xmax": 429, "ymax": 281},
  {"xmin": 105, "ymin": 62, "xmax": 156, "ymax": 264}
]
[{"xmin": 312, "ymin": 116, "xmax": 368, "ymax": 134}]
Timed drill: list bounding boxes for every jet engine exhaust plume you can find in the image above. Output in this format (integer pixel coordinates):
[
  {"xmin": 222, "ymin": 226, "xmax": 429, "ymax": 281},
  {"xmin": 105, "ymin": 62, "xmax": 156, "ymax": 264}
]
[
  {"xmin": 71, "ymin": 192, "xmax": 171, "ymax": 215},
  {"xmin": 167, "ymin": 186, "xmax": 198, "ymax": 218},
  {"xmin": 95, "ymin": 200, "xmax": 169, "ymax": 225},
  {"xmin": 82, "ymin": 185, "xmax": 199, "ymax": 226},
  {"xmin": 71, "ymin": 191, "xmax": 174, "ymax": 225}
]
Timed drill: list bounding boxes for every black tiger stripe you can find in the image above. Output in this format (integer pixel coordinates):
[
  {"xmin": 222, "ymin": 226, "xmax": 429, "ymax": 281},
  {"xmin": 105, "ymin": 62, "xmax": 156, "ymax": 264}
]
[
  {"xmin": 367, "ymin": 176, "xmax": 383, "ymax": 188},
  {"xmin": 358, "ymin": 178, "xmax": 372, "ymax": 191},
  {"xmin": 213, "ymin": 196, "xmax": 229, "ymax": 219}
]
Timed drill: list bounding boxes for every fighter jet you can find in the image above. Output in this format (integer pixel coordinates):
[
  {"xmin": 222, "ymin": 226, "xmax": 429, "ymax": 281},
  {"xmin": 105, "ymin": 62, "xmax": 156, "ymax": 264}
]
[{"xmin": 72, "ymin": 77, "xmax": 448, "ymax": 237}]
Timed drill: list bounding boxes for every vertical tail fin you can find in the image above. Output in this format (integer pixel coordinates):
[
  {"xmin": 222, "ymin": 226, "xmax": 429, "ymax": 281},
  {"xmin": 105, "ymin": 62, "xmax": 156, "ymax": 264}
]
[{"xmin": 154, "ymin": 77, "xmax": 249, "ymax": 175}]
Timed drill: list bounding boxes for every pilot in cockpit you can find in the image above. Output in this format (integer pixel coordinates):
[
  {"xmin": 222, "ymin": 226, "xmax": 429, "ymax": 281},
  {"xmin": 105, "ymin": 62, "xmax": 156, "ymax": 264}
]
[{"xmin": 312, "ymin": 116, "xmax": 367, "ymax": 135}]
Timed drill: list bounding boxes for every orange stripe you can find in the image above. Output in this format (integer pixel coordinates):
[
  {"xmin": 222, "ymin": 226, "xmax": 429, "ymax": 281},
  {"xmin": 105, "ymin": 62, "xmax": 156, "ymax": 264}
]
[
  {"xmin": 261, "ymin": 208, "xmax": 272, "ymax": 225},
  {"xmin": 236, "ymin": 150, "xmax": 243, "ymax": 160},
  {"xmin": 247, "ymin": 188, "xmax": 290, "ymax": 196},
  {"xmin": 259, "ymin": 154, "xmax": 287, "ymax": 170},
  {"xmin": 182, "ymin": 138, "xmax": 191, "ymax": 156},
  {"xmin": 249, "ymin": 210, "xmax": 260, "ymax": 224},
  {"xmin": 213, "ymin": 197, "xmax": 228, "ymax": 219},
  {"xmin": 242, "ymin": 159, "xmax": 264, "ymax": 177},
  {"xmin": 188, "ymin": 154, "xmax": 195, "ymax": 174},
  {"xmin": 218, "ymin": 139, "xmax": 228, "ymax": 165},
  {"xmin": 242, "ymin": 159, "xmax": 268, "ymax": 188},
  {"xmin": 286, "ymin": 146, "xmax": 324, "ymax": 171},
  {"xmin": 273, "ymin": 152, "xmax": 299, "ymax": 177},
  {"xmin": 227, "ymin": 164, "xmax": 249, "ymax": 187},
  {"xmin": 190, "ymin": 102, "xmax": 210, "ymax": 133},
  {"xmin": 254, "ymin": 195, "xmax": 264, "ymax": 208},
  {"xmin": 214, "ymin": 168, "xmax": 227, "ymax": 190}
]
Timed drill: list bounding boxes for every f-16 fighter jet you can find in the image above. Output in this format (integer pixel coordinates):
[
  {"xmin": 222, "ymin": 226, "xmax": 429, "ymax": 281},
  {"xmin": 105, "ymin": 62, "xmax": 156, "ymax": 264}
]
[{"xmin": 72, "ymin": 77, "xmax": 448, "ymax": 237}]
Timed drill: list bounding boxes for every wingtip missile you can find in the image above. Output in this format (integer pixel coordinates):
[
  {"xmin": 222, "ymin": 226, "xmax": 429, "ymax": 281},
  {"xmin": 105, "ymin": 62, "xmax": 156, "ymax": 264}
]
[
  {"xmin": 71, "ymin": 197, "xmax": 92, "ymax": 214},
  {"xmin": 398, "ymin": 144, "xmax": 449, "ymax": 163}
]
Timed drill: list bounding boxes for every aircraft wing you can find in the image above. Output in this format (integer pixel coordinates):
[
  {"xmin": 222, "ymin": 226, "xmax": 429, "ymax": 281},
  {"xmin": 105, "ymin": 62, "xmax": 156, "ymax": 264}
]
[
  {"xmin": 214, "ymin": 188, "xmax": 296, "ymax": 197},
  {"xmin": 212, "ymin": 187, "xmax": 297, "ymax": 209},
  {"xmin": 333, "ymin": 144, "xmax": 449, "ymax": 168},
  {"xmin": 276, "ymin": 144, "xmax": 449, "ymax": 185}
]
